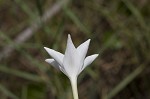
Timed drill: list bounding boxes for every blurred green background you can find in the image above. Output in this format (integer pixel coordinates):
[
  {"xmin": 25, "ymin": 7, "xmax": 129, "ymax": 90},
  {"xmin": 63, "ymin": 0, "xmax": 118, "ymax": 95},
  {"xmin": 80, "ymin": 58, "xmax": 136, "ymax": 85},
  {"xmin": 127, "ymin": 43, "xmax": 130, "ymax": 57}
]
[{"xmin": 0, "ymin": 0, "xmax": 150, "ymax": 99}]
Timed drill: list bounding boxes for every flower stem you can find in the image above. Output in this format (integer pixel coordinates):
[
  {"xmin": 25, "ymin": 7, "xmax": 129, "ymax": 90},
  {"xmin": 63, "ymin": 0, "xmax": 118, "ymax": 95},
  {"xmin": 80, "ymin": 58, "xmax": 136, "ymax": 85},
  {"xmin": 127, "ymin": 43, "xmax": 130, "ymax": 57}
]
[{"xmin": 70, "ymin": 77, "xmax": 79, "ymax": 99}]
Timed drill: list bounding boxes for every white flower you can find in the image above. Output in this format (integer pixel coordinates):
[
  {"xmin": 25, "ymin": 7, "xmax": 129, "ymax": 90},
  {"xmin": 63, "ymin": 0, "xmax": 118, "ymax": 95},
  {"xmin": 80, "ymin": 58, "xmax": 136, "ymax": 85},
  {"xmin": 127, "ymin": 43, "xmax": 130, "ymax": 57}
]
[{"xmin": 44, "ymin": 34, "xmax": 98, "ymax": 99}]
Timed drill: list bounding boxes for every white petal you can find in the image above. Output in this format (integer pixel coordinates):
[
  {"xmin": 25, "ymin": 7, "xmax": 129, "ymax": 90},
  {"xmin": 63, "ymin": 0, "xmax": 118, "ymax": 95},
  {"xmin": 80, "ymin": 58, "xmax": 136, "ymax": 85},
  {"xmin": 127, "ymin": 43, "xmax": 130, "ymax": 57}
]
[
  {"xmin": 82, "ymin": 54, "xmax": 99, "ymax": 71},
  {"xmin": 59, "ymin": 66, "xmax": 69, "ymax": 77},
  {"xmin": 45, "ymin": 59, "xmax": 69, "ymax": 77},
  {"xmin": 63, "ymin": 34, "xmax": 80, "ymax": 77},
  {"xmin": 77, "ymin": 39, "xmax": 90, "ymax": 61},
  {"xmin": 44, "ymin": 47, "xmax": 64, "ymax": 65},
  {"xmin": 45, "ymin": 59, "xmax": 60, "ymax": 70}
]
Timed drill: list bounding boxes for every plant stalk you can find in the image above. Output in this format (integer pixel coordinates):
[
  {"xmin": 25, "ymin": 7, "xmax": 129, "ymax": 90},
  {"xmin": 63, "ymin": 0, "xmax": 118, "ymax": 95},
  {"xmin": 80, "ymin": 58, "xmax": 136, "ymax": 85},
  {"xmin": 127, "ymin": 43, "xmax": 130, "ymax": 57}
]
[{"xmin": 70, "ymin": 77, "xmax": 79, "ymax": 99}]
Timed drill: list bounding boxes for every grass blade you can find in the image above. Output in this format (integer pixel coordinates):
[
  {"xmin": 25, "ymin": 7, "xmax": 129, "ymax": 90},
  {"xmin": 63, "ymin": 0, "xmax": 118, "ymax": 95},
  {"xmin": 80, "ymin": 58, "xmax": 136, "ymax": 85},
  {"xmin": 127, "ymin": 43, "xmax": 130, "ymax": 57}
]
[{"xmin": 0, "ymin": 84, "xmax": 19, "ymax": 99}]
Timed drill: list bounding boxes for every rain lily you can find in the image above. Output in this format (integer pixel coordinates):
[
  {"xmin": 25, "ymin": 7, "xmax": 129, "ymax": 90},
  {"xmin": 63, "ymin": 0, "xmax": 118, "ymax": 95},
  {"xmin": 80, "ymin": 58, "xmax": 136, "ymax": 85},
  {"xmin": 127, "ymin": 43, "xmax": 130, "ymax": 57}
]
[{"xmin": 44, "ymin": 34, "xmax": 98, "ymax": 99}]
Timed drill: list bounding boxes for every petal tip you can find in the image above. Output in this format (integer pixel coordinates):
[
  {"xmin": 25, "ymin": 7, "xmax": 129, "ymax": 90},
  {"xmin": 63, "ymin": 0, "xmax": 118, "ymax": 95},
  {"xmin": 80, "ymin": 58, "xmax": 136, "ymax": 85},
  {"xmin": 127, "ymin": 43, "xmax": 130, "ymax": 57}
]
[
  {"xmin": 44, "ymin": 47, "xmax": 48, "ymax": 50},
  {"xmin": 45, "ymin": 59, "xmax": 53, "ymax": 63},
  {"xmin": 87, "ymin": 39, "xmax": 91, "ymax": 42},
  {"xmin": 95, "ymin": 54, "xmax": 99, "ymax": 57},
  {"xmin": 44, "ymin": 47, "xmax": 53, "ymax": 53},
  {"xmin": 86, "ymin": 39, "xmax": 91, "ymax": 44},
  {"xmin": 45, "ymin": 59, "xmax": 49, "ymax": 62},
  {"xmin": 45, "ymin": 59, "xmax": 55, "ymax": 64},
  {"xmin": 68, "ymin": 34, "xmax": 71, "ymax": 36},
  {"xmin": 68, "ymin": 34, "xmax": 71, "ymax": 39},
  {"xmin": 93, "ymin": 54, "xmax": 99, "ymax": 59},
  {"xmin": 67, "ymin": 34, "xmax": 72, "ymax": 42}
]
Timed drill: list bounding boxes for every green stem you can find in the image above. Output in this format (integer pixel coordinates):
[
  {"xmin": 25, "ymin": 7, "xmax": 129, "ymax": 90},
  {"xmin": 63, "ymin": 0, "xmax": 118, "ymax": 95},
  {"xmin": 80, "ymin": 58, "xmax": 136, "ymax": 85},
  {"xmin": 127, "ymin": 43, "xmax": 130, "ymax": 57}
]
[{"xmin": 70, "ymin": 77, "xmax": 79, "ymax": 99}]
